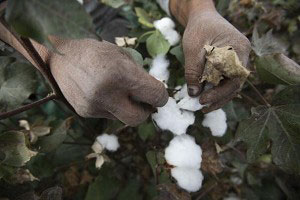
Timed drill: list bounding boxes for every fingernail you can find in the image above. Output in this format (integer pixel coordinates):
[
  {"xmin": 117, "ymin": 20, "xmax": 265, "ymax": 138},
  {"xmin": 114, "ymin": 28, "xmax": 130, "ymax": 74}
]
[{"xmin": 188, "ymin": 86, "xmax": 200, "ymax": 96}]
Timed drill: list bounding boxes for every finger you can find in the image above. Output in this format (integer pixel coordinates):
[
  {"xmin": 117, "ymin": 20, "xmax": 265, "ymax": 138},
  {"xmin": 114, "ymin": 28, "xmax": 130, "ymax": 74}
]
[
  {"xmin": 107, "ymin": 95, "xmax": 152, "ymax": 127},
  {"xmin": 200, "ymin": 78, "xmax": 241, "ymax": 105},
  {"xmin": 183, "ymin": 37, "xmax": 207, "ymax": 97},
  {"xmin": 202, "ymin": 91, "xmax": 238, "ymax": 113},
  {"xmin": 129, "ymin": 72, "xmax": 169, "ymax": 108}
]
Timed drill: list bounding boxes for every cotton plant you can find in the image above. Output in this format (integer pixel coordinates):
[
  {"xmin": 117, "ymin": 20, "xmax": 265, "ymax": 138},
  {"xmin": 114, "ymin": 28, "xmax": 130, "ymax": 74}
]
[
  {"xmin": 87, "ymin": 133, "xmax": 120, "ymax": 169},
  {"xmin": 147, "ymin": 17, "xmax": 228, "ymax": 193}
]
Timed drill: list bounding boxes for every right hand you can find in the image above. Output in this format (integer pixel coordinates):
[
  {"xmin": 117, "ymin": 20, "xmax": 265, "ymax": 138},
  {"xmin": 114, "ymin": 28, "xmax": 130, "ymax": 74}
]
[{"xmin": 49, "ymin": 39, "xmax": 168, "ymax": 126}]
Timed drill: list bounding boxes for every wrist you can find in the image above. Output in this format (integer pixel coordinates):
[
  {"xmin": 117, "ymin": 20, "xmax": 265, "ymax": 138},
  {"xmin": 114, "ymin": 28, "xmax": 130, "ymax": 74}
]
[{"xmin": 169, "ymin": 0, "xmax": 216, "ymax": 26}]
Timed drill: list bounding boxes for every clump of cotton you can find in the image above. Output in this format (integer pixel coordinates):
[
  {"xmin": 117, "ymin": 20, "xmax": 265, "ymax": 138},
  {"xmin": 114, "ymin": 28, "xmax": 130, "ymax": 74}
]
[
  {"xmin": 165, "ymin": 135, "xmax": 202, "ymax": 168},
  {"xmin": 174, "ymin": 84, "xmax": 187, "ymax": 101},
  {"xmin": 202, "ymin": 109, "xmax": 227, "ymax": 137},
  {"xmin": 77, "ymin": 0, "xmax": 83, "ymax": 4},
  {"xmin": 96, "ymin": 133, "xmax": 120, "ymax": 152},
  {"xmin": 178, "ymin": 96, "xmax": 204, "ymax": 112},
  {"xmin": 152, "ymin": 98, "xmax": 195, "ymax": 135},
  {"xmin": 171, "ymin": 167, "xmax": 204, "ymax": 192},
  {"xmin": 149, "ymin": 54, "xmax": 170, "ymax": 84},
  {"xmin": 154, "ymin": 17, "xmax": 180, "ymax": 46},
  {"xmin": 173, "ymin": 84, "xmax": 204, "ymax": 112}
]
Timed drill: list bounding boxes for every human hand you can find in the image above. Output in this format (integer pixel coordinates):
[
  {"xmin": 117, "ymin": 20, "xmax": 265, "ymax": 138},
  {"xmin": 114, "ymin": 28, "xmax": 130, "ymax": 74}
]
[
  {"xmin": 49, "ymin": 39, "xmax": 168, "ymax": 126},
  {"xmin": 170, "ymin": 0, "xmax": 251, "ymax": 113}
]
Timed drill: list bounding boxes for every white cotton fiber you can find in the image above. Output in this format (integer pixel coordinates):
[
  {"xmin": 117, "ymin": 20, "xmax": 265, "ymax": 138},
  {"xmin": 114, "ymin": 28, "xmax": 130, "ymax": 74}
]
[
  {"xmin": 96, "ymin": 133, "xmax": 120, "ymax": 151},
  {"xmin": 152, "ymin": 98, "xmax": 195, "ymax": 135},
  {"xmin": 77, "ymin": 0, "xmax": 83, "ymax": 4},
  {"xmin": 174, "ymin": 84, "xmax": 204, "ymax": 111},
  {"xmin": 171, "ymin": 167, "xmax": 203, "ymax": 192},
  {"xmin": 174, "ymin": 84, "xmax": 188, "ymax": 101},
  {"xmin": 154, "ymin": 17, "xmax": 180, "ymax": 46},
  {"xmin": 178, "ymin": 96, "xmax": 204, "ymax": 112},
  {"xmin": 162, "ymin": 29, "xmax": 181, "ymax": 46},
  {"xmin": 202, "ymin": 109, "xmax": 227, "ymax": 137},
  {"xmin": 149, "ymin": 54, "xmax": 170, "ymax": 83},
  {"xmin": 165, "ymin": 135, "xmax": 202, "ymax": 168},
  {"xmin": 154, "ymin": 17, "xmax": 175, "ymax": 31}
]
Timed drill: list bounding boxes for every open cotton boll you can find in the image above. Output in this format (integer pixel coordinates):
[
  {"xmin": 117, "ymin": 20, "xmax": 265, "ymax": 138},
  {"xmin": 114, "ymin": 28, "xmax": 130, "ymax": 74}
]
[
  {"xmin": 174, "ymin": 84, "xmax": 204, "ymax": 111},
  {"xmin": 174, "ymin": 84, "xmax": 188, "ymax": 101},
  {"xmin": 178, "ymin": 96, "xmax": 204, "ymax": 112},
  {"xmin": 162, "ymin": 29, "xmax": 181, "ymax": 46},
  {"xmin": 154, "ymin": 17, "xmax": 181, "ymax": 46},
  {"xmin": 165, "ymin": 135, "xmax": 202, "ymax": 168},
  {"xmin": 96, "ymin": 133, "xmax": 120, "ymax": 151},
  {"xmin": 154, "ymin": 17, "xmax": 175, "ymax": 32},
  {"xmin": 202, "ymin": 109, "xmax": 227, "ymax": 137},
  {"xmin": 171, "ymin": 167, "xmax": 203, "ymax": 192},
  {"xmin": 77, "ymin": 0, "xmax": 83, "ymax": 4},
  {"xmin": 149, "ymin": 55, "xmax": 170, "ymax": 83},
  {"xmin": 152, "ymin": 98, "xmax": 195, "ymax": 135}
]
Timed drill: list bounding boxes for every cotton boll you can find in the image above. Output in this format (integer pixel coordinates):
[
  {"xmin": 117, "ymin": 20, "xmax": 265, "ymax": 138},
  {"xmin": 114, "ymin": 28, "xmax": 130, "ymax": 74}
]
[
  {"xmin": 202, "ymin": 109, "xmax": 227, "ymax": 137},
  {"xmin": 96, "ymin": 133, "xmax": 120, "ymax": 151},
  {"xmin": 174, "ymin": 84, "xmax": 188, "ymax": 101},
  {"xmin": 165, "ymin": 135, "xmax": 202, "ymax": 168},
  {"xmin": 152, "ymin": 98, "xmax": 195, "ymax": 135},
  {"xmin": 171, "ymin": 167, "xmax": 203, "ymax": 192},
  {"xmin": 162, "ymin": 29, "xmax": 181, "ymax": 46},
  {"xmin": 149, "ymin": 55, "xmax": 170, "ymax": 83},
  {"xmin": 178, "ymin": 96, "xmax": 204, "ymax": 112},
  {"xmin": 154, "ymin": 17, "xmax": 175, "ymax": 32},
  {"xmin": 154, "ymin": 17, "xmax": 181, "ymax": 46},
  {"xmin": 77, "ymin": 0, "xmax": 83, "ymax": 4},
  {"xmin": 174, "ymin": 84, "xmax": 204, "ymax": 111}
]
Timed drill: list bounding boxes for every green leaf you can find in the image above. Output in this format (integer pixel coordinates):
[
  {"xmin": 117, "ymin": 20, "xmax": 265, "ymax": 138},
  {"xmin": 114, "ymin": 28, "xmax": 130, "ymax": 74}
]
[
  {"xmin": 236, "ymin": 106, "xmax": 270, "ymax": 163},
  {"xmin": 0, "ymin": 59, "xmax": 37, "ymax": 112},
  {"xmin": 146, "ymin": 31, "xmax": 170, "ymax": 57},
  {"xmin": 37, "ymin": 117, "xmax": 72, "ymax": 153},
  {"xmin": 85, "ymin": 167, "xmax": 120, "ymax": 200},
  {"xmin": 170, "ymin": 44, "xmax": 185, "ymax": 65},
  {"xmin": 5, "ymin": 0, "xmax": 95, "ymax": 48},
  {"xmin": 122, "ymin": 47, "xmax": 144, "ymax": 66},
  {"xmin": 146, "ymin": 151, "xmax": 157, "ymax": 180},
  {"xmin": 117, "ymin": 179, "xmax": 142, "ymax": 200},
  {"xmin": 135, "ymin": 7, "xmax": 154, "ymax": 28},
  {"xmin": 138, "ymin": 122, "xmax": 155, "ymax": 141},
  {"xmin": 255, "ymin": 54, "xmax": 300, "ymax": 85},
  {"xmin": 102, "ymin": 0, "xmax": 126, "ymax": 8},
  {"xmin": 0, "ymin": 131, "xmax": 37, "ymax": 167},
  {"xmin": 236, "ymin": 86, "xmax": 300, "ymax": 174}
]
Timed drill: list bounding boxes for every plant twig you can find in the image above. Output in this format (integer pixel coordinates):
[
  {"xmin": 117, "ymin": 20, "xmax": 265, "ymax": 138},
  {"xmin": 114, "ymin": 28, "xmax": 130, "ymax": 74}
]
[
  {"xmin": 246, "ymin": 79, "xmax": 271, "ymax": 107},
  {"xmin": 240, "ymin": 92, "xmax": 260, "ymax": 107},
  {"xmin": 0, "ymin": 93, "xmax": 56, "ymax": 120},
  {"xmin": 195, "ymin": 182, "xmax": 218, "ymax": 200}
]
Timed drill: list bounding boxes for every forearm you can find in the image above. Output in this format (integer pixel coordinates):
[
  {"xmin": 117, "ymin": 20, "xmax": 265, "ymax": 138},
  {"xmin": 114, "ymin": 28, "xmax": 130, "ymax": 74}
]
[{"xmin": 169, "ymin": 0, "xmax": 216, "ymax": 27}]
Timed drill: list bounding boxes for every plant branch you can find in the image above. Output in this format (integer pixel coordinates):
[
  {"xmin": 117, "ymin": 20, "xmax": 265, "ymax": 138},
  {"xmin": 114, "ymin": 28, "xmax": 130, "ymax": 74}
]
[
  {"xmin": 240, "ymin": 92, "xmax": 260, "ymax": 107},
  {"xmin": 246, "ymin": 79, "xmax": 271, "ymax": 107},
  {"xmin": 0, "ymin": 93, "xmax": 56, "ymax": 120}
]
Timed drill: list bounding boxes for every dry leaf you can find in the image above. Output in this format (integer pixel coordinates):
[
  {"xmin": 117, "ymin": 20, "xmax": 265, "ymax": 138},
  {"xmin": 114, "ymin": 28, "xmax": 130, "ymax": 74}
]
[
  {"xmin": 115, "ymin": 37, "xmax": 137, "ymax": 47},
  {"xmin": 201, "ymin": 45, "xmax": 250, "ymax": 86},
  {"xmin": 201, "ymin": 140, "xmax": 223, "ymax": 175}
]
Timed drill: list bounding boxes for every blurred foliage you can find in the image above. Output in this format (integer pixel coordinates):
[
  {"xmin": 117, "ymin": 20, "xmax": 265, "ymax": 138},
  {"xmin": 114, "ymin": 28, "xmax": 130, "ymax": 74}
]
[{"xmin": 0, "ymin": 0, "xmax": 300, "ymax": 199}]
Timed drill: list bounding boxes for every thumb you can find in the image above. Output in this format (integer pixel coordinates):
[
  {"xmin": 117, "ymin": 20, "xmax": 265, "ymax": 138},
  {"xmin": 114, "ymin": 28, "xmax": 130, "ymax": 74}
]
[{"xmin": 184, "ymin": 46, "xmax": 206, "ymax": 97}]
